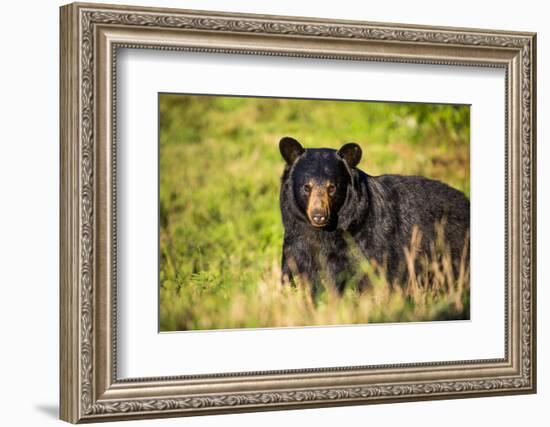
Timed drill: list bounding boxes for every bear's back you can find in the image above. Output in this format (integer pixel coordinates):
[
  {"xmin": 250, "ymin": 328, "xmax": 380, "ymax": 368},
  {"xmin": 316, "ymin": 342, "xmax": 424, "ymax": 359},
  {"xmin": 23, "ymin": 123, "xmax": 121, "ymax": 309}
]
[{"xmin": 374, "ymin": 174, "xmax": 469, "ymax": 224}]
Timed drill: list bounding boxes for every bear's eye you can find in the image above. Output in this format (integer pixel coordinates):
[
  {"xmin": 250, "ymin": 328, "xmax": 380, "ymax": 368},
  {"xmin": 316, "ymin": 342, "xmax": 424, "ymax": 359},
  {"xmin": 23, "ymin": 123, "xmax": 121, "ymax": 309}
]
[
  {"xmin": 303, "ymin": 184, "xmax": 312, "ymax": 193},
  {"xmin": 327, "ymin": 184, "xmax": 336, "ymax": 195}
]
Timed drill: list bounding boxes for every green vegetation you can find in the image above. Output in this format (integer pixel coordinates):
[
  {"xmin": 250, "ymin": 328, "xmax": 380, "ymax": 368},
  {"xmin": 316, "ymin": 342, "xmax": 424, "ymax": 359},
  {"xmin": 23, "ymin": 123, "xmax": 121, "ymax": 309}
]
[{"xmin": 159, "ymin": 94, "xmax": 470, "ymax": 331}]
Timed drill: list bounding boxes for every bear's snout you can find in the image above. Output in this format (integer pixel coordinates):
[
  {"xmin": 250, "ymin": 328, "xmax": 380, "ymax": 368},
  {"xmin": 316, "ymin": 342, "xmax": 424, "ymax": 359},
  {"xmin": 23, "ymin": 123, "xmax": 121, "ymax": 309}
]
[{"xmin": 307, "ymin": 186, "xmax": 330, "ymax": 227}]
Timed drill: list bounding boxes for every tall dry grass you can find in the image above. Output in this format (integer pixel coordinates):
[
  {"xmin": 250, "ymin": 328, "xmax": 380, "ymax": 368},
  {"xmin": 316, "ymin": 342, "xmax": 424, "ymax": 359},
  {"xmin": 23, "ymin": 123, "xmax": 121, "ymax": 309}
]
[{"xmin": 160, "ymin": 223, "xmax": 469, "ymax": 331}]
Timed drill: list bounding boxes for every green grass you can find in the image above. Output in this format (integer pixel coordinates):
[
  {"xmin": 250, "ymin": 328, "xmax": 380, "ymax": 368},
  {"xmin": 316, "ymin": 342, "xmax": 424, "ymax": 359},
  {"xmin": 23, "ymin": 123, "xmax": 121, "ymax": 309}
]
[{"xmin": 159, "ymin": 94, "xmax": 470, "ymax": 331}]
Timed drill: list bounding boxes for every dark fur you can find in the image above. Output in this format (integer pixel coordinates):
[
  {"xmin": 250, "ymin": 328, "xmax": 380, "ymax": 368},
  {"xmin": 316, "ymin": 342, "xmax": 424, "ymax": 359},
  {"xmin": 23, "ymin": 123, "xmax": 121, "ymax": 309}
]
[{"xmin": 279, "ymin": 138, "xmax": 470, "ymax": 294}]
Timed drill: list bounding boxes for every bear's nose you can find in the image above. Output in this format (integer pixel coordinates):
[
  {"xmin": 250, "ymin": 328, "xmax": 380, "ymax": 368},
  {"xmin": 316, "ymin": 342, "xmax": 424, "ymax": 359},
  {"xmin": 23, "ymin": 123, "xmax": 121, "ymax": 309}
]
[{"xmin": 312, "ymin": 213, "xmax": 327, "ymax": 224}]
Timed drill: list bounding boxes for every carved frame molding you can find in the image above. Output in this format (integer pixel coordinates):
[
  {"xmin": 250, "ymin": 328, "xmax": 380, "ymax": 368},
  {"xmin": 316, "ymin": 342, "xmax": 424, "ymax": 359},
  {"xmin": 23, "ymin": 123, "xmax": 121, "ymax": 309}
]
[{"xmin": 60, "ymin": 2, "xmax": 536, "ymax": 423}]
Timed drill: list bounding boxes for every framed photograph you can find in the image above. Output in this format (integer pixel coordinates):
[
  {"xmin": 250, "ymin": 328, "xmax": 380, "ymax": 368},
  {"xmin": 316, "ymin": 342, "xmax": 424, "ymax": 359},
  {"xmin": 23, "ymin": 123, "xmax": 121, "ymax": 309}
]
[{"xmin": 60, "ymin": 2, "xmax": 537, "ymax": 423}]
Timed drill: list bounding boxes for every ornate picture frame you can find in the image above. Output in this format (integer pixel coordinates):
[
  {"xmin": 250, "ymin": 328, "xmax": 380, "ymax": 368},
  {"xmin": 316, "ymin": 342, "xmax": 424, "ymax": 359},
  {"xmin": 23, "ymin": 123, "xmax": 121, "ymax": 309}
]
[{"xmin": 60, "ymin": 2, "xmax": 536, "ymax": 423}]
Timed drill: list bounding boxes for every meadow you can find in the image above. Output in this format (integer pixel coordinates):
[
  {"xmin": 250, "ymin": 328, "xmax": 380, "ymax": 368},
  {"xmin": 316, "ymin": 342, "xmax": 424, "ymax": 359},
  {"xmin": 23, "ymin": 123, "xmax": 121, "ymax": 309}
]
[{"xmin": 159, "ymin": 94, "xmax": 470, "ymax": 331}]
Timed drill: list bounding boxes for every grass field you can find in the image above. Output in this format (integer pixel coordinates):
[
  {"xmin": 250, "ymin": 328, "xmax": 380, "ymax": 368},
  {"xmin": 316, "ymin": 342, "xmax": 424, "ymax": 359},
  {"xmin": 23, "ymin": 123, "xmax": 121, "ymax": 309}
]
[{"xmin": 159, "ymin": 94, "xmax": 470, "ymax": 331}]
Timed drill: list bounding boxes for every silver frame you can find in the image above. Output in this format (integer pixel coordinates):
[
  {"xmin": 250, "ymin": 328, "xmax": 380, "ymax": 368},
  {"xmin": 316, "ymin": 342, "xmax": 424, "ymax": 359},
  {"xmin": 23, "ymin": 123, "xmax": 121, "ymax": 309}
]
[{"xmin": 60, "ymin": 2, "xmax": 536, "ymax": 423}]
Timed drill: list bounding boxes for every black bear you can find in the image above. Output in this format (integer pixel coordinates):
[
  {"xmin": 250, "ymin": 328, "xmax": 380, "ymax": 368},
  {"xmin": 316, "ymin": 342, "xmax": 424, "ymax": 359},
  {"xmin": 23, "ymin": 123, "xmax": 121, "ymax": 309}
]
[{"xmin": 279, "ymin": 136, "xmax": 470, "ymax": 294}]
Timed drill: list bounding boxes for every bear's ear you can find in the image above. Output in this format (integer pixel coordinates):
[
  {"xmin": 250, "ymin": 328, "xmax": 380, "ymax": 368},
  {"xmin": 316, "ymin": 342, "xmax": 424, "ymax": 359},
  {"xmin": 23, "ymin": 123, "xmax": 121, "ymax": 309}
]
[
  {"xmin": 279, "ymin": 137, "xmax": 305, "ymax": 165},
  {"xmin": 337, "ymin": 143, "xmax": 362, "ymax": 169}
]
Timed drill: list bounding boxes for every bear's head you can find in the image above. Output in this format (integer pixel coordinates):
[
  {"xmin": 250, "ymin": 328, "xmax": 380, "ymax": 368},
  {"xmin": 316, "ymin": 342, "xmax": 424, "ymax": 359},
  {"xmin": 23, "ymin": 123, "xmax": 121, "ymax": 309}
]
[{"xmin": 279, "ymin": 136, "xmax": 362, "ymax": 229}]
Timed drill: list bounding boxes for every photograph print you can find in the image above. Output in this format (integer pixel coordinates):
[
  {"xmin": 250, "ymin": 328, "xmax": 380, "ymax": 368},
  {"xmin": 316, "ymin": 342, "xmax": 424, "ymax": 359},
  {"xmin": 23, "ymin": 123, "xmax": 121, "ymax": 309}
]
[{"xmin": 159, "ymin": 94, "xmax": 470, "ymax": 332}]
